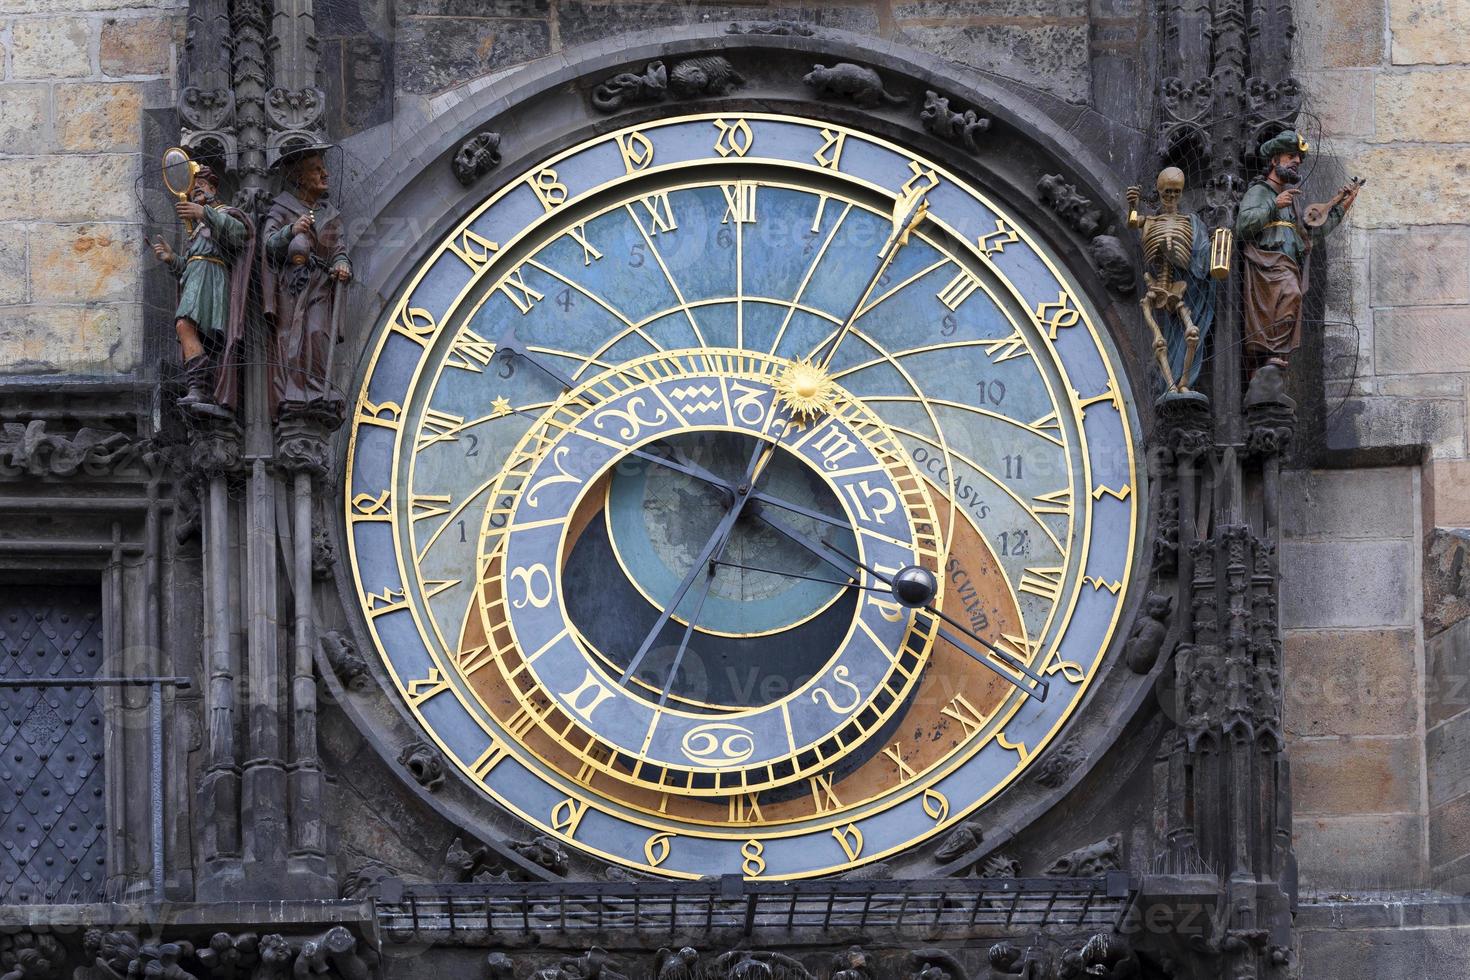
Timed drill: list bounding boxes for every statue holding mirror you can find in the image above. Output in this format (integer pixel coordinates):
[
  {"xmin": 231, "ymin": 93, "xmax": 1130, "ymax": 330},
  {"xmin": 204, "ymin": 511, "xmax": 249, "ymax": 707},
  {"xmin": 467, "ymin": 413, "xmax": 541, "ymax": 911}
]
[{"xmin": 152, "ymin": 148, "xmax": 256, "ymax": 416}]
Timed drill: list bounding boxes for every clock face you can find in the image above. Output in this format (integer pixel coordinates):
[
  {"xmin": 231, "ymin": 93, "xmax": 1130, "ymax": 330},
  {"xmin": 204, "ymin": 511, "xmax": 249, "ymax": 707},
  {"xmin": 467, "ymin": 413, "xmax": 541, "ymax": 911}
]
[{"xmin": 345, "ymin": 112, "xmax": 1140, "ymax": 879}]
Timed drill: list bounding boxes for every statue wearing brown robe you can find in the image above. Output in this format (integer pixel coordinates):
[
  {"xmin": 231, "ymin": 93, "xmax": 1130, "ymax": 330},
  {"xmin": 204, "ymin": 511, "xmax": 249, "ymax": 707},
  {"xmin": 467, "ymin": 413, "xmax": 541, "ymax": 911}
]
[
  {"xmin": 261, "ymin": 149, "xmax": 351, "ymax": 419},
  {"xmin": 1235, "ymin": 130, "xmax": 1359, "ymax": 378}
]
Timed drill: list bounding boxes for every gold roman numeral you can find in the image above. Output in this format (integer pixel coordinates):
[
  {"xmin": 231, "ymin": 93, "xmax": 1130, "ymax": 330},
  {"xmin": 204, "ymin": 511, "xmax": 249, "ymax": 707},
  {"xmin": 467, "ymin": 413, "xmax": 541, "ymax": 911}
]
[
  {"xmin": 633, "ymin": 192, "xmax": 678, "ymax": 235},
  {"xmin": 980, "ymin": 329, "xmax": 1029, "ymax": 364},
  {"xmin": 883, "ymin": 742, "xmax": 916, "ymax": 782},
  {"xmin": 728, "ymin": 792, "xmax": 764, "ymax": 824},
  {"xmin": 446, "ymin": 327, "xmax": 495, "ymax": 373},
  {"xmin": 416, "ymin": 408, "xmax": 465, "ymax": 450},
  {"xmin": 721, "ymin": 181, "xmax": 758, "ymax": 224},
  {"xmin": 498, "ymin": 268, "xmax": 545, "ymax": 314},
  {"xmin": 565, "ymin": 223, "xmax": 603, "ymax": 266},
  {"xmin": 941, "ymin": 693, "xmax": 989, "ymax": 739},
  {"xmin": 937, "ymin": 268, "xmax": 981, "ymax": 310},
  {"xmin": 808, "ymin": 772, "xmax": 842, "ymax": 812},
  {"xmin": 1018, "ymin": 566, "xmax": 1065, "ymax": 601}
]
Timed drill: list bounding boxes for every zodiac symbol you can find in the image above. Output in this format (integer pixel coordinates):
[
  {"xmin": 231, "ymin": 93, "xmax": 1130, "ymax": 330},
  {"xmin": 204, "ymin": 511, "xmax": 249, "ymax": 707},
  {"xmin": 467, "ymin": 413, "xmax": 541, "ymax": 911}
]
[
  {"xmin": 810, "ymin": 665, "xmax": 860, "ymax": 714},
  {"xmin": 681, "ymin": 723, "xmax": 755, "ymax": 765},
  {"xmin": 593, "ymin": 396, "xmax": 668, "ymax": 441}
]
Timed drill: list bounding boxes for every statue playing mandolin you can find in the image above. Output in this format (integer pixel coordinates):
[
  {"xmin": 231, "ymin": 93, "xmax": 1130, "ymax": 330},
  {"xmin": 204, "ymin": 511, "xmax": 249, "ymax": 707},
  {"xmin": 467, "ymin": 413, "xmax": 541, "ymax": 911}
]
[{"xmin": 1235, "ymin": 130, "xmax": 1363, "ymax": 379}]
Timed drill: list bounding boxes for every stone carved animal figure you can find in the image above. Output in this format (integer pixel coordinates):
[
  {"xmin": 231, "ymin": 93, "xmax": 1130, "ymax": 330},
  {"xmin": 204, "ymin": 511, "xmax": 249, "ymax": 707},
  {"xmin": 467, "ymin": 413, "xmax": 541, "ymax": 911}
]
[
  {"xmin": 920, "ymin": 91, "xmax": 990, "ymax": 150},
  {"xmin": 804, "ymin": 64, "xmax": 904, "ymax": 107},
  {"xmin": 1124, "ymin": 593, "xmax": 1174, "ymax": 673},
  {"xmin": 591, "ymin": 61, "xmax": 668, "ymax": 112},
  {"xmin": 668, "ymin": 57, "xmax": 744, "ymax": 99},
  {"xmin": 452, "ymin": 131, "xmax": 502, "ymax": 186}
]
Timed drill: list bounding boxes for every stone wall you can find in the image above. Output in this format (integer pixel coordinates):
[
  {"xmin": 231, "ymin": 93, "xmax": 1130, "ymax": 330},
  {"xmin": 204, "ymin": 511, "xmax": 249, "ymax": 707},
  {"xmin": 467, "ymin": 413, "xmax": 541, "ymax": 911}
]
[
  {"xmin": 1282, "ymin": 466, "xmax": 1427, "ymax": 892},
  {"xmin": 1292, "ymin": 0, "xmax": 1470, "ymax": 893},
  {"xmin": 376, "ymin": 0, "xmax": 1108, "ymax": 107},
  {"xmin": 0, "ymin": 0, "xmax": 183, "ymax": 377}
]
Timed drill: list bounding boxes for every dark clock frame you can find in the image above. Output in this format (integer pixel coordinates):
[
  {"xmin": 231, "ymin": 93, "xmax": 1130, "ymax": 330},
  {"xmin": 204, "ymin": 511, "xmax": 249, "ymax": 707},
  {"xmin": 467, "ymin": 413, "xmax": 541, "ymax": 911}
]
[{"xmin": 319, "ymin": 23, "xmax": 1165, "ymax": 882}]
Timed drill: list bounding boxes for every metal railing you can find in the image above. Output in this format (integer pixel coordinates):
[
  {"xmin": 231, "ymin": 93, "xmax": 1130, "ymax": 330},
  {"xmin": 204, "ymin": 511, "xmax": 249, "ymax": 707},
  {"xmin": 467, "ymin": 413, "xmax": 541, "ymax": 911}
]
[{"xmin": 375, "ymin": 873, "xmax": 1134, "ymax": 942}]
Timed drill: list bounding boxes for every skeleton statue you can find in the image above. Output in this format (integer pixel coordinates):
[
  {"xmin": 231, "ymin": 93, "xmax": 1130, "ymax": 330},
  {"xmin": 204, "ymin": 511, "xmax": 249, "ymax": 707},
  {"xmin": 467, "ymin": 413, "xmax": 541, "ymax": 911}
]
[{"xmin": 1126, "ymin": 168, "xmax": 1223, "ymax": 393}]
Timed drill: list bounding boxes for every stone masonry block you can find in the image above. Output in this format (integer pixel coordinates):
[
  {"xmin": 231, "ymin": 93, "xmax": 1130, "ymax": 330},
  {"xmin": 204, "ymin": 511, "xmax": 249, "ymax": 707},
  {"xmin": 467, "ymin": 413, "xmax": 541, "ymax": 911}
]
[
  {"xmin": 1390, "ymin": 0, "xmax": 1470, "ymax": 65},
  {"xmin": 1291, "ymin": 736, "xmax": 1421, "ymax": 816},
  {"xmin": 11, "ymin": 17, "xmax": 91, "ymax": 79},
  {"xmin": 0, "ymin": 85, "xmax": 48, "ymax": 148},
  {"xmin": 0, "ymin": 228, "xmax": 27, "ymax": 306},
  {"xmin": 1285, "ymin": 628, "xmax": 1417, "ymax": 738},
  {"xmin": 1281, "ymin": 538, "xmax": 1416, "ymax": 630},
  {"xmin": 1348, "ymin": 146, "xmax": 1470, "ymax": 229},
  {"xmin": 1370, "ymin": 226, "xmax": 1470, "ymax": 307},
  {"xmin": 0, "ymin": 156, "xmax": 136, "ymax": 222},
  {"xmin": 1427, "ymin": 459, "xmax": 1470, "ymax": 529},
  {"xmin": 1427, "ymin": 707, "xmax": 1470, "ymax": 808},
  {"xmin": 28, "ymin": 222, "xmax": 139, "ymax": 304},
  {"xmin": 893, "ymin": 0, "xmax": 1089, "ymax": 102},
  {"xmin": 100, "ymin": 15, "xmax": 180, "ymax": 76},
  {"xmin": 1326, "ymin": 394, "xmax": 1467, "ymax": 461},
  {"xmin": 0, "ymin": 0, "xmax": 158, "ymax": 12},
  {"xmin": 1298, "ymin": 926, "xmax": 1428, "ymax": 980},
  {"xmin": 1377, "ymin": 69, "xmax": 1470, "ymax": 143},
  {"xmin": 1430, "ymin": 790, "xmax": 1470, "ymax": 873},
  {"xmin": 1280, "ymin": 467, "xmax": 1414, "ymax": 541},
  {"xmin": 395, "ymin": 17, "xmax": 549, "ymax": 95},
  {"xmin": 1374, "ymin": 306, "xmax": 1470, "ymax": 376},
  {"xmin": 1295, "ymin": 0, "xmax": 1385, "ymax": 69},
  {"xmin": 1427, "ymin": 618, "xmax": 1470, "ymax": 728},
  {"xmin": 0, "ymin": 304, "xmax": 135, "ymax": 375},
  {"xmin": 55, "ymin": 82, "xmax": 144, "ymax": 152},
  {"xmin": 1298, "ymin": 69, "xmax": 1375, "ymax": 139},
  {"xmin": 1295, "ymin": 813, "xmax": 1426, "ymax": 891}
]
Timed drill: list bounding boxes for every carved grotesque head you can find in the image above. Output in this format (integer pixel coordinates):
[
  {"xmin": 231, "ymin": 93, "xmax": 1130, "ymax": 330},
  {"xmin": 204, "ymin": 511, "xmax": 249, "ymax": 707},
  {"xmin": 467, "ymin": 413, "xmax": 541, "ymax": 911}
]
[{"xmin": 1156, "ymin": 167, "xmax": 1185, "ymax": 212}]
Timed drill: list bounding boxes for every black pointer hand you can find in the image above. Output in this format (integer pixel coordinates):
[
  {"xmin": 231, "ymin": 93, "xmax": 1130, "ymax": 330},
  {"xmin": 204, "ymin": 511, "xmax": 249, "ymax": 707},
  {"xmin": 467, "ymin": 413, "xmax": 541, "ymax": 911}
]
[
  {"xmin": 749, "ymin": 503, "xmax": 1049, "ymax": 701},
  {"xmin": 619, "ymin": 434, "xmax": 776, "ymax": 686},
  {"xmin": 496, "ymin": 347, "xmax": 847, "ymax": 530}
]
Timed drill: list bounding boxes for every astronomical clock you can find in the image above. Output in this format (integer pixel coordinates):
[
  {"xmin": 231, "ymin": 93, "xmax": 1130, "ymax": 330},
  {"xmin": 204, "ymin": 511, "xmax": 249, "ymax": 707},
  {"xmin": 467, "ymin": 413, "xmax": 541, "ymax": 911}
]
[{"xmin": 343, "ymin": 111, "xmax": 1140, "ymax": 880}]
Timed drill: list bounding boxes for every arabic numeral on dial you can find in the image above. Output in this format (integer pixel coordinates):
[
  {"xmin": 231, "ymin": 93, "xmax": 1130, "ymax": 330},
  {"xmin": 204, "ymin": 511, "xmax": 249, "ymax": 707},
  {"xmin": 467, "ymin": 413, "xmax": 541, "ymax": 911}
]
[
  {"xmin": 1003, "ymin": 453, "xmax": 1023, "ymax": 479},
  {"xmin": 464, "ymin": 433, "xmax": 480, "ymax": 457},
  {"xmin": 976, "ymin": 380, "xmax": 1006, "ymax": 405},
  {"xmin": 495, "ymin": 351, "xmax": 515, "ymax": 379},
  {"xmin": 941, "ymin": 313, "xmax": 957, "ymax": 336},
  {"xmin": 457, "ymin": 520, "xmax": 466, "ymax": 543},
  {"xmin": 557, "ymin": 287, "xmax": 574, "ymax": 312},
  {"xmin": 717, "ymin": 227, "xmax": 734, "ymax": 248},
  {"xmin": 629, "ymin": 242, "xmax": 646, "ymax": 268},
  {"xmin": 998, "ymin": 529, "xmax": 1029, "ymax": 556}
]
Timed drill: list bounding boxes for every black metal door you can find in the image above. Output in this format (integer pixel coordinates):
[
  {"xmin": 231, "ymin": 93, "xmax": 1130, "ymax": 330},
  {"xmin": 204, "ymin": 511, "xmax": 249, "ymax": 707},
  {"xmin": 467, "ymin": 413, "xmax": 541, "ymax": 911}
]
[{"xmin": 0, "ymin": 585, "xmax": 106, "ymax": 903}]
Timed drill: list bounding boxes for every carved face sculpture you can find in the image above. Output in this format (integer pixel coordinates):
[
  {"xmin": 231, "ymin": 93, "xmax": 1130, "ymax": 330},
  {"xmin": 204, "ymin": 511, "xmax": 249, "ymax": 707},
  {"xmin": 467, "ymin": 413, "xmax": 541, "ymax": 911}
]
[
  {"xmin": 1271, "ymin": 152, "xmax": 1302, "ymax": 185},
  {"xmin": 291, "ymin": 153, "xmax": 330, "ymax": 201},
  {"xmin": 1156, "ymin": 167, "xmax": 1185, "ymax": 213}
]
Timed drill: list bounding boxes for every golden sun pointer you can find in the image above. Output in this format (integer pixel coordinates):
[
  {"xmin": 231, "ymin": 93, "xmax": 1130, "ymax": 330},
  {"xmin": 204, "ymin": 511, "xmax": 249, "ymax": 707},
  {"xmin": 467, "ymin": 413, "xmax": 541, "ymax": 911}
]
[
  {"xmin": 491, "ymin": 396, "xmax": 513, "ymax": 418},
  {"xmin": 776, "ymin": 358, "xmax": 837, "ymax": 417}
]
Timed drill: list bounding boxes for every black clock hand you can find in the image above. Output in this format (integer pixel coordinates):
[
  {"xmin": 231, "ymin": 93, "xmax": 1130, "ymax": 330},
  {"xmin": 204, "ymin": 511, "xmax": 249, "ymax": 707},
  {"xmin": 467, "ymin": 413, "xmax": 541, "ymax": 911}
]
[
  {"xmin": 618, "ymin": 434, "xmax": 777, "ymax": 686},
  {"xmin": 496, "ymin": 346, "xmax": 848, "ymax": 530},
  {"xmin": 749, "ymin": 503, "xmax": 1049, "ymax": 700}
]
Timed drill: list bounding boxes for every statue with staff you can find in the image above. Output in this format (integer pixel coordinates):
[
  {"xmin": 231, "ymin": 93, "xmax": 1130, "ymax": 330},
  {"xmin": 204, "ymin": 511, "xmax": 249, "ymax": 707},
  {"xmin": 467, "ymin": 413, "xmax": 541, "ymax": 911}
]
[
  {"xmin": 150, "ymin": 148, "xmax": 256, "ymax": 417},
  {"xmin": 261, "ymin": 143, "xmax": 352, "ymax": 421}
]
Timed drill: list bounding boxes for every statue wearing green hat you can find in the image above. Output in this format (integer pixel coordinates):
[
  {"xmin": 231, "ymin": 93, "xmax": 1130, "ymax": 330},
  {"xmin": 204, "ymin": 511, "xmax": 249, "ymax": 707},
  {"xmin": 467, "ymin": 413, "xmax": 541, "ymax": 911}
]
[{"xmin": 1235, "ymin": 129, "xmax": 1363, "ymax": 378}]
